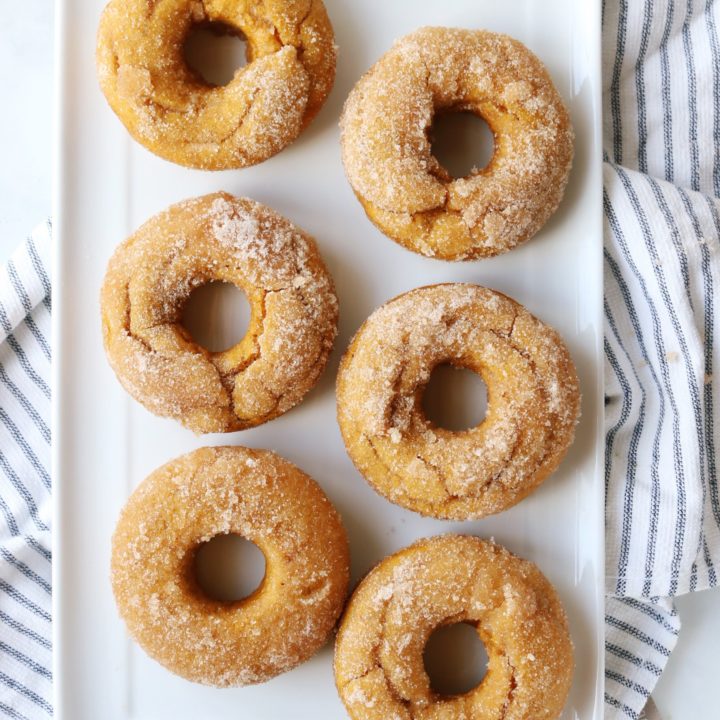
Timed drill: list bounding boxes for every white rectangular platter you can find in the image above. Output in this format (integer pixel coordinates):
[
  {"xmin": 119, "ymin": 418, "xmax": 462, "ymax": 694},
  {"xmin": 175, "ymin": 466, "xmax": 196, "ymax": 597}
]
[{"xmin": 53, "ymin": 0, "xmax": 604, "ymax": 718}]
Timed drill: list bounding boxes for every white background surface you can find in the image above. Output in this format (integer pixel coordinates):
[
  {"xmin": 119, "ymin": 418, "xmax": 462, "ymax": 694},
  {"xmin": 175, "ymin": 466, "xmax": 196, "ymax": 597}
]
[{"xmin": 0, "ymin": 1, "xmax": 717, "ymax": 718}]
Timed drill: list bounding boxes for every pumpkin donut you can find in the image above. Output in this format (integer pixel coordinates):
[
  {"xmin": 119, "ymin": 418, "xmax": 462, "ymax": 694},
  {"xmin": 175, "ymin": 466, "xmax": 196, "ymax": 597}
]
[
  {"xmin": 336, "ymin": 284, "xmax": 580, "ymax": 520},
  {"xmin": 111, "ymin": 446, "xmax": 350, "ymax": 686},
  {"xmin": 340, "ymin": 27, "xmax": 574, "ymax": 260},
  {"xmin": 100, "ymin": 192, "xmax": 338, "ymax": 434},
  {"xmin": 334, "ymin": 535, "xmax": 573, "ymax": 720},
  {"xmin": 96, "ymin": 0, "xmax": 336, "ymax": 169}
]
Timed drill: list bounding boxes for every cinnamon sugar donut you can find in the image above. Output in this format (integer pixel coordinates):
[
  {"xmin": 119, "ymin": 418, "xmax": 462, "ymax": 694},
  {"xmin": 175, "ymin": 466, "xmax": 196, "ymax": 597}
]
[
  {"xmin": 100, "ymin": 192, "xmax": 338, "ymax": 434},
  {"xmin": 112, "ymin": 446, "xmax": 350, "ymax": 686},
  {"xmin": 340, "ymin": 27, "xmax": 574, "ymax": 260},
  {"xmin": 335, "ymin": 535, "xmax": 573, "ymax": 720},
  {"xmin": 96, "ymin": 0, "xmax": 336, "ymax": 169},
  {"xmin": 336, "ymin": 284, "xmax": 580, "ymax": 520}
]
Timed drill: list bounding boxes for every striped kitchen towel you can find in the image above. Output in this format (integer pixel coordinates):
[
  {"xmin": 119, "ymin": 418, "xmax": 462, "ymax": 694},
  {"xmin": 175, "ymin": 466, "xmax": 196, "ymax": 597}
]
[
  {"xmin": 603, "ymin": 0, "xmax": 720, "ymax": 717},
  {"xmin": 0, "ymin": 222, "xmax": 52, "ymax": 719}
]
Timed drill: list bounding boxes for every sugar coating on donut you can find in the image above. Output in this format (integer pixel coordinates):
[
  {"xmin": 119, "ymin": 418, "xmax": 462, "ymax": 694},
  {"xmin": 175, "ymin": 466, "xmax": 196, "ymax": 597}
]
[
  {"xmin": 100, "ymin": 192, "xmax": 338, "ymax": 433},
  {"xmin": 112, "ymin": 446, "xmax": 350, "ymax": 686},
  {"xmin": 96, "ymin": 0, "xmax": 336, "ymax": 169},
  {"xmin": 334, "ymin": 535, "xmax": 573, "ymax": 719},
  {"xmin": 340, "ymin": 27, "xmax": 574, "ymax": 260},
  {"xmin": 336, "ymin": 284, "xmax": 580, "ymax": 519}
]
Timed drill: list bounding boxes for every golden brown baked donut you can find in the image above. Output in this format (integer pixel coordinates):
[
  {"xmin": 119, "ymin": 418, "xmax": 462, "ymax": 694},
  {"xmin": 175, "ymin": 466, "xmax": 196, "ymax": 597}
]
[
  {"xmin": 340, "ymin": 27, "xmax": 574, "ymax": 260},
  {"xmin": 100, "ymin": 192, "xmax": 338, "ymax": 434},
  {"xmin": 336, "ymin": 284, "xmax": 580, "ymax": 519},
  {"xmin": 112, "ymin": 446, "xmax": 350, "ymax": 686},
  {"xmin": 96, "ymin": 0, "xmax": 336, "ymax": 169},
  {"xmin": 335, "ymin": 535, "xmax": 573, "ymax": 720}
]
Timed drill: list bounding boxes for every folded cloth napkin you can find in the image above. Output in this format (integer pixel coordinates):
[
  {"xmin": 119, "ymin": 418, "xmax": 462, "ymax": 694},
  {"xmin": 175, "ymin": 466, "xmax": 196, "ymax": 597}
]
[
  {"xmin": 603, "ymin": 0, "xmax": 720, "ymax": 717},
  {"xmin": 0, "ymin": 222, "xmax": 52, "ymax": 719},
  {"xmin": 1, "ymin": 1, "xmax": 720, "ymax": 719}
]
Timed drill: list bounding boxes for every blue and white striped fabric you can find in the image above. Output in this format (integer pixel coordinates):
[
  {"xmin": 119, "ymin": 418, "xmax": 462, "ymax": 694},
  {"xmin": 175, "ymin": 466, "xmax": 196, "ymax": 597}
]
[
  {"xmin": 603, "ymin": 0, "xmax": 720, "ymax": 717},
  {"xmin": 0, "ymin": 223, "xmax": 52, "ymax": 719},
  {"xmin": 1, "ymin": 2, "xmax": 719, "ymax": 719}
]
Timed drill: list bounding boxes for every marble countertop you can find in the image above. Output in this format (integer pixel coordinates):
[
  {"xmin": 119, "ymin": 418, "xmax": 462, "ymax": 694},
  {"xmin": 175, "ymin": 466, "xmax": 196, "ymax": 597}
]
[{"xmin": 0, "ymin": 3, "xmax": 716, "ymax": 717}]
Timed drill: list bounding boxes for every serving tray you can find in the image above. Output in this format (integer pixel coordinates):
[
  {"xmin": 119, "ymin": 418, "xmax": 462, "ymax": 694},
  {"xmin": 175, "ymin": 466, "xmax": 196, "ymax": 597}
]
[{"xmin": 53, "ymin": 1, "xmax": 604, "ymax": 717}]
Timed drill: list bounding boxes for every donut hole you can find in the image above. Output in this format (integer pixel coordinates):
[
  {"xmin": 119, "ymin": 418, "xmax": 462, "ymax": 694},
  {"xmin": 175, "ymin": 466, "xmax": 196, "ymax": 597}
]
[
  {"xmin": 193, "ymin": 534, "xmax": 266, "ymax": 603},
  {"xmin": 183, "ymin": 21, "xmax": 248, "ymax": 87},
  {"xmin": 430, "ymin": 111, "xmax": 495, "ymax": 179},
  {"xmin": 422, "ymin": 364, "xmax": 488, "ymax": 431},
  {"xmin": 423, "ymin": 622, "xmax": 489, "ymax": 696},
  {"xmin": 181, "ymin": 281, "xmax": 251, "ymax": 353}
]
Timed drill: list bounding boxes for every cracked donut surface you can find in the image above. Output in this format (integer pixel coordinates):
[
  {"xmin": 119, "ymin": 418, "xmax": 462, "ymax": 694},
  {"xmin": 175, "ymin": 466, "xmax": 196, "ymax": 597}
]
[
  {"xmin": 96, "ymin": 0, "xmax": 336, "ymax": 169},
  {"xmin": 340, "ymin": 27, "xmax": 574, "ymax": 260},
  {"xmin": 334, "ymin": 535, "xmax": 573, "ymax": 720},
  {"xmin": 336, "ymin": 284, "xmax": 580, "ymax": 520},
  {"xmin": 112, "ymin": 446, "xmax": 350, "ymax": 686},
  {"xmin": 100, "ymin": 192, "xmax": 338, "ymax": 433}
]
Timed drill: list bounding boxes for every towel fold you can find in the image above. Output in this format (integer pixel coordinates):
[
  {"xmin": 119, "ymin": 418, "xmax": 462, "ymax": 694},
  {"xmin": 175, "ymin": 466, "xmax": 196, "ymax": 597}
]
[
  {"xmin": 602, "ymin": 1, "xmax": 720, "ymax": 717},
  {"xmin": 0, "ymin": 223, "xmax": 52, "ymax": 720}
]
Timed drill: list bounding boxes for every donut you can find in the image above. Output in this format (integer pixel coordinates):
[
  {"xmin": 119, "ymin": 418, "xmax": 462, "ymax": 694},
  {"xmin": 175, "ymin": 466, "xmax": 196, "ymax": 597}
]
[
  {"xmin": 336, "ymin": 284, "xmax": 580, "ymax": 520},
  {"xmin": 100, "ymin": 192, "xmax": 338, "ymax": 434},
  {"xmin": 334, "ymin": 535, "xmax": 573, "ymax": 720},
  {"xmin": 340, "ymin": 27, "xmax": 574, "ymax": 260},
  {"xmin": 111, "ymin": 446, "xmax": 350, "ymax": 686},
  {"xmin": 96, "ymin": 0, "xmax": 336, "ymax": 169},
  {"xmin": 335, "ymin": 535, "xmax": 573, "ymax": 718}
]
